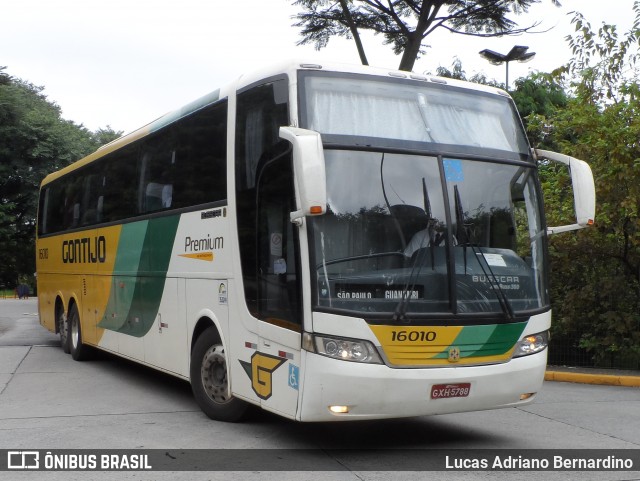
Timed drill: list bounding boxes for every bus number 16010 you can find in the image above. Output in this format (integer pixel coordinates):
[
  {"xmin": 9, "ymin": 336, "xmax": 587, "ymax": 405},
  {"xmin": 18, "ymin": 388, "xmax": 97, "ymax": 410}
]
[{"xmin": 391, "ymin": 330, "xmax": 437, "ymax": 342}]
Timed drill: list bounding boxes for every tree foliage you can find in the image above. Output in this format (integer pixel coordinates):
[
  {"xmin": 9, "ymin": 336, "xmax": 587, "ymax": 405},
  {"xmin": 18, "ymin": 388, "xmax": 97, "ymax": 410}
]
[
  {"xmin": 291, "ymin": 0, "xmax": 559, "ymax": 71},
  {"xmin": 530, "ymin": 3, "xmax": 640, "ymax": 367},
  {"xmin": 0, "ymin": 67, "xmax": 122, "ymax": 289},
  {"xmin": 434, "ymin": 57, "xmax": 500, "ymax": 85}
]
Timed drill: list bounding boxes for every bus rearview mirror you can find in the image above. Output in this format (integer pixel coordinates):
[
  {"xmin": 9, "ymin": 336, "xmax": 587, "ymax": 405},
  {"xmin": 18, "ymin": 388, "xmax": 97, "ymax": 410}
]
[
  {"xmin": 279, "ymin": 127, "xmax": 327, "ymax": 223},
  {"xmin": 535, "ymin": 149, "xmax": 596, "ymax": 235}
]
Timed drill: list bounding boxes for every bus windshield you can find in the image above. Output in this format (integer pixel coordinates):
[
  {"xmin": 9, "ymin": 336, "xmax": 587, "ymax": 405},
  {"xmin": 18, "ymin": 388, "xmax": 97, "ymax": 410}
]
[
  {"xmin": 308, "ymin": 151, "xmax": 548, "ymax": 318},
  {"xmin": 300, "ymin": 73, "xmax": 547, "ymax": 319}
]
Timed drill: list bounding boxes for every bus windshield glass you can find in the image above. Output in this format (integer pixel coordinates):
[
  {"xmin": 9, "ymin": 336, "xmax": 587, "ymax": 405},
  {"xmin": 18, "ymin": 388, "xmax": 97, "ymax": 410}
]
[
  {"xmin": 300, "ymin": 73, "xmax": 548, "ymax": 319},
  {"xmin": 309, "ymin": 151, "xmax": 548, "ymax": 317},
  {"xmin": 300, "ymin": 73, "xmax": 530, "ymax": 156}
]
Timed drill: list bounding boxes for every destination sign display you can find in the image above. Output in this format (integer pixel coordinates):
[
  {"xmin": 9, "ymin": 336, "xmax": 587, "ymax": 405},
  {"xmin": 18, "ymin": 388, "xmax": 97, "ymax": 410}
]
[{"xmin": 334, "ymin": 284, "xmax": 425, "ymax": 300}]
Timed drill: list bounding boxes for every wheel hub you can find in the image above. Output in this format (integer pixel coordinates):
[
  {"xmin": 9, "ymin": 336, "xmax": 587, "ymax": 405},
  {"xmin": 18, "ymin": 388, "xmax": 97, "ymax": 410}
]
[{"xmin": 201, "ymin": 345, "xmax": 230, "ymax": 404}]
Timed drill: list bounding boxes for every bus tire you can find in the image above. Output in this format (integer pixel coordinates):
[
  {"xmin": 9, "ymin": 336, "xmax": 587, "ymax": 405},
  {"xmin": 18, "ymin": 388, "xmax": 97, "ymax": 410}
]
[
  {"xmin": 69, "ymin": 304, "xmax": 90, "ymax": 361},
  {"xmin": 190, "ymin": 327, "xmax": 247, "ymax": 422},
  {"xmin": 57, "ymin": 305, "xmax": 70, "ymax": 354}
]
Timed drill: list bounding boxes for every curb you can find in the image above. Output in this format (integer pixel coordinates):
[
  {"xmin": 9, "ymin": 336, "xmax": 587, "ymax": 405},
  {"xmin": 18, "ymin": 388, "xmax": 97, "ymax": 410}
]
[{"xmin": 545, "ymin": 370, "xmax": 640, "ymax": 387}]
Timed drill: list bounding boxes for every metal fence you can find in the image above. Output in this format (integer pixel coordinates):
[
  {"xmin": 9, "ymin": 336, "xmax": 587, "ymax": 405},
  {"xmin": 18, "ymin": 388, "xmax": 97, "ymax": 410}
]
[{"xmin": 548, "ymin": 331, "xmax": 640, "ymax": 370}]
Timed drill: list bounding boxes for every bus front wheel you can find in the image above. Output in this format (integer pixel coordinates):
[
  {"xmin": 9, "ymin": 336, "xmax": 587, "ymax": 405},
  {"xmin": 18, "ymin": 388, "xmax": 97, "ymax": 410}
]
[{"xmin": 190, "ymin": 327, "xmax": 248, "ymax": 422}]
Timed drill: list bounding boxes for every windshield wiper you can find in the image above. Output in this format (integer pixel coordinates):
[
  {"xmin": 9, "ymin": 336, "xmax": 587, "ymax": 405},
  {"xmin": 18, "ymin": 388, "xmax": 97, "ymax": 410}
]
[
  {"xmin": 393, "ymin": 177, "xmax": 434, "ymax": 323},
  {"xmin": 453, "ymin": 185, "xmax": 468, "ymax": 272},
  {"xmin": 422, "ymin": 178, "xmax": 436, "ymax": 270},
  {"xmin": 453, "ymin": 186, "xmax": 514, "ymax": 321},
  {"xmin": 472, "ymin": 245, "xmax": 515, "ymax": 320}
]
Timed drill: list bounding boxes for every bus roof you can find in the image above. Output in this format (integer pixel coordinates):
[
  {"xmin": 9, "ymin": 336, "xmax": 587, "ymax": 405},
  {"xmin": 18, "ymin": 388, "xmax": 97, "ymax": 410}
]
[{"xmin": 41, "ymin": 60, "xmax": 511, "ymax": 187}]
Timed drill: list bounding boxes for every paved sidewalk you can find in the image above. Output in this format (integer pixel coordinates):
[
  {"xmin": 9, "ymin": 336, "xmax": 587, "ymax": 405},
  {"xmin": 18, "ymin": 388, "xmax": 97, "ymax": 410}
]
[{"xmin": 545, "ymin": 366, "xmax": 640, "ymax": 387}]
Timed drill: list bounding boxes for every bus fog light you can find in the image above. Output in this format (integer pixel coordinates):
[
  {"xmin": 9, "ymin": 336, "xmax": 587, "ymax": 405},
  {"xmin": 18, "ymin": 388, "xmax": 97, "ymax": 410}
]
[
  {"xmin": 314, "ymin": 335, "xmax": 382, "ymax": 364},
  {"xmin": 513, "ymin": 331, "xmax": 548, "ymax": 358},
  {"xmin": 329, "ymin": 405, "xmax": 350, "ymax": 414},
  {"xmin": 520, "ymin": 393, "xmax": 535, "ymax": 401}
]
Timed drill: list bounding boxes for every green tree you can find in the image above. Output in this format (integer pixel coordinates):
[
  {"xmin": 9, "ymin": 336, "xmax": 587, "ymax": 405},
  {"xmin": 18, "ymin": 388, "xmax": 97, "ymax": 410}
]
[
  {"xmin": 433, "ymin": 57, "xmax": 500, "ymax": 85},
  {"xmin": 510, "ymin": 72, "xmax": 568, "ymax": 148},
  {"xmin": 511, "ymin": 73, "xmax": 567, "ymax": 121},
  {"xmin": 291, "ymin": 0, "xmax": 559, "ymax": 71},
  {"xmin": 92, "ymin": 126, "xmax": 122, "ymax": 146},
  {"xmin": 533, "ymin": 4, "xmax": 640, "ymax": 367},
  {"xmin": 0, "ymin": 68, "xmax": 120, "ymax": 289}
]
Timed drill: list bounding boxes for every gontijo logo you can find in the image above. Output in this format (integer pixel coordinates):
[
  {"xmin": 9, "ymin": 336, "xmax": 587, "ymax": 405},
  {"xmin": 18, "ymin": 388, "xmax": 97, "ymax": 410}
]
[
  {"xmin": 239, "ymin": 352, "xmax": 287, "ymax": 400},
  {"xmin": 62, "ymin": 236, "xmax": 107, "ymax": 264}
]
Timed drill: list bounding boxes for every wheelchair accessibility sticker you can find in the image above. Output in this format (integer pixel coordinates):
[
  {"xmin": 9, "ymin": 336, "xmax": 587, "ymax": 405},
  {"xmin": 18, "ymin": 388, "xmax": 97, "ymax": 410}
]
[{"xmin": 288, "ymin": 364, "xmax": 299, "ymax": 391}]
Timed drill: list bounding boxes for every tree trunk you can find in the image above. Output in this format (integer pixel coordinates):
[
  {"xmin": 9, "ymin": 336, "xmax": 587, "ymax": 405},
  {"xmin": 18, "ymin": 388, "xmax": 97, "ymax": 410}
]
[
  {"xmin": 338, "ymin": 0, "xmax": 369, "ymax": 65},
  {"xmin": 398, "ymin": 33, "xmax": 423, "ymax": 71}
]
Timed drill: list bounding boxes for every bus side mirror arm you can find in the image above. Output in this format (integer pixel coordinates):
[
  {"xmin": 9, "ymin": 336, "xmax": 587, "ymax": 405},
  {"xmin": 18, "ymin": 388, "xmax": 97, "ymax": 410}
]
[
  {"xmin": 279, "ymin": 127, "xmax": 327, "ymax": 224},
  {"xmin": 534, "ymin": 149, "xmax": 596, "ymax": 235}
]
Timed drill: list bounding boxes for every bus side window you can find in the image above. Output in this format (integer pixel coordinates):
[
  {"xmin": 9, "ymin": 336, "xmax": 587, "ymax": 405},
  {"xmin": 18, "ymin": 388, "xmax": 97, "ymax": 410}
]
[
  {"xmin": 38, "ymin": 187, "xmax": 51, "ymax": 235},
  {"xmin": 42, "ymin": 182, "xmax": 66, "ymax": 234},
  {"xmin": 173, "ymin": 100, "xmax": 227, "ymax": 208},
  {"xmin": 63, "ymin": 178, "xmax": 82, "ymax": 230},
  {"xmin": 101, "ymin": 145, "xmax": 138, "ymax": 222},
  {"xmin": 235, "ymin": 78, "xmax": 289, "ymax": 316},
  {"xmin": 138, "ymin": 136, "xmax": 176, "ymax": 214},
  {"xmin": 256, "ymin": 154, "xmax": 301, "ymax": 329},
  {"xmin": 96, "ymin": 195, "xmax": 104, "ymax": 224},
  {"xmin": 79, "ymin": 169, "xmax": 101, "ymax": 226}
]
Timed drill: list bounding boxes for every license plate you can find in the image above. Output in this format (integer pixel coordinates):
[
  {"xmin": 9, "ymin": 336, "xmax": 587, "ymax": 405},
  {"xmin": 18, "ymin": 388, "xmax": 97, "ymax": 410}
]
[{"xmin": 430, "ymin": 383, "xmax": 471, "ymax": 399}]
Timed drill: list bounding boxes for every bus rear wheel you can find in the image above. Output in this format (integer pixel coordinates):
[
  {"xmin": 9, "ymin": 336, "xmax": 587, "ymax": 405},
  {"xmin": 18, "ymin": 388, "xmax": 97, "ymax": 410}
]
[
  {"xmin": 68, "ymin": 304, "xmax": 89, "ymax": 361},
  {"xmin": 57, "ymin": 306, "xmax": 70, "ymax": 354},
  {"xmin": 190, "ymin": 327, "xmax": 248, "ymax": 422}
]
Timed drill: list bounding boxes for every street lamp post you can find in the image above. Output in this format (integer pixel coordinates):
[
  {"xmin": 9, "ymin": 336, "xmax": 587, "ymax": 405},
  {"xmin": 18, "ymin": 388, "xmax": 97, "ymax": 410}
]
[{"xmin": 479, "ymin": 45, "xmax": 536, "ymax": 90}]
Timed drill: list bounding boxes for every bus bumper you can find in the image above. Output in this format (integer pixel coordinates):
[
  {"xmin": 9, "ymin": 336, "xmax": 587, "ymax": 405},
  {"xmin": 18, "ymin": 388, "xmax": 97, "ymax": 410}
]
[{"xmin": 298, "ymin": 350, "xmax": 547, "ymax": 422}]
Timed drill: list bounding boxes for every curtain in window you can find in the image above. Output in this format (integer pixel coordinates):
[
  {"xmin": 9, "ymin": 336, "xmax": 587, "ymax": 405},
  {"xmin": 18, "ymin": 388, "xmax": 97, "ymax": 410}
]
[{"xmin": 306, "ymin": 88, "xmax": 516, "ymax": 152}]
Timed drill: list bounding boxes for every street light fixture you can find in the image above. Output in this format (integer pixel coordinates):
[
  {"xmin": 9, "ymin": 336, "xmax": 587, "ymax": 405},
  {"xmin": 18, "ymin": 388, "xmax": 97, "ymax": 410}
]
[{"xmin": 479, "ymin": 45, "xmax": 536, "ymax": 90}]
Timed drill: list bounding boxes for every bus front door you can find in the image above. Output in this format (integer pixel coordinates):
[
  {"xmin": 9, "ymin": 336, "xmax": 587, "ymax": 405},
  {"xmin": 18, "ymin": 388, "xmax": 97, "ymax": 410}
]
[{"xmin": 252, "ymin": 153, "xmax": 303, "ymax": 419}]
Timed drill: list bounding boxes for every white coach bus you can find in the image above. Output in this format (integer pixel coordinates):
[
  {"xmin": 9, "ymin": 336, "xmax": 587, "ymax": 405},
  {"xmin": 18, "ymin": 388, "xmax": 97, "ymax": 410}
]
[{"xmin": 36, "ymin": 61, "xmax": 595, "ymax": 421}]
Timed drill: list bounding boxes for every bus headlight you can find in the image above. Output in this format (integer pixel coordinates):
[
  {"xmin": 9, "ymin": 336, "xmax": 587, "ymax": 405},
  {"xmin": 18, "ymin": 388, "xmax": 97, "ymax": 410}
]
[
  {"xmin": 512, "ymin": 331, "xmax": 549, "ymax": 358},
  {"xmin": 305, "ymin": 333, "xmax": 382, "ymax": 364}
]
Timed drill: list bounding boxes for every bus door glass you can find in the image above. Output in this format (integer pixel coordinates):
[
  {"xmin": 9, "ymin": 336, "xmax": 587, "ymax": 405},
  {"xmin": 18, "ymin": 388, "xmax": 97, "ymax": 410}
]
[{"xmin": 234, "ymin": 78, "xmax": 301, "ymax": 417}]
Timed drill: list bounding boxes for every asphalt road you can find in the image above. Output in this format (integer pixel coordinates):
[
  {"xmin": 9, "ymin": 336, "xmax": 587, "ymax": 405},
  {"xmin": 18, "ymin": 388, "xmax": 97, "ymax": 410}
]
[{"xmin": 1, "ymin": 298, "xmax": 639, "ymax": 481}]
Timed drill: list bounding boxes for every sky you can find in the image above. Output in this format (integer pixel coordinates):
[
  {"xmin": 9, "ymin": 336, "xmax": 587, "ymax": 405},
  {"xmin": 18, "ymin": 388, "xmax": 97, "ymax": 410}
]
[{"xmin": 1, "ymin": 0, "xmax": 635, "ymax": 134}]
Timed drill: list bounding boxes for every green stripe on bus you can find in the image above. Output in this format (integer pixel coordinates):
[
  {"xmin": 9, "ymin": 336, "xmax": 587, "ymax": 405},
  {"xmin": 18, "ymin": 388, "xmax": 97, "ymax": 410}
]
[
  {"xmin": 98, "ymin": 221, "xmax": 148, "ymax": 331},
  {"xmin": 433, "ymin": 322, "xmax": 527, "ymax": 359},
  {"xmin": 474, "ymin": 321, "xmax": 527, "ymax": 356},
  {"xmin": 98, "ymin": 216, "xmax": 180, "ymax": 337}
]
